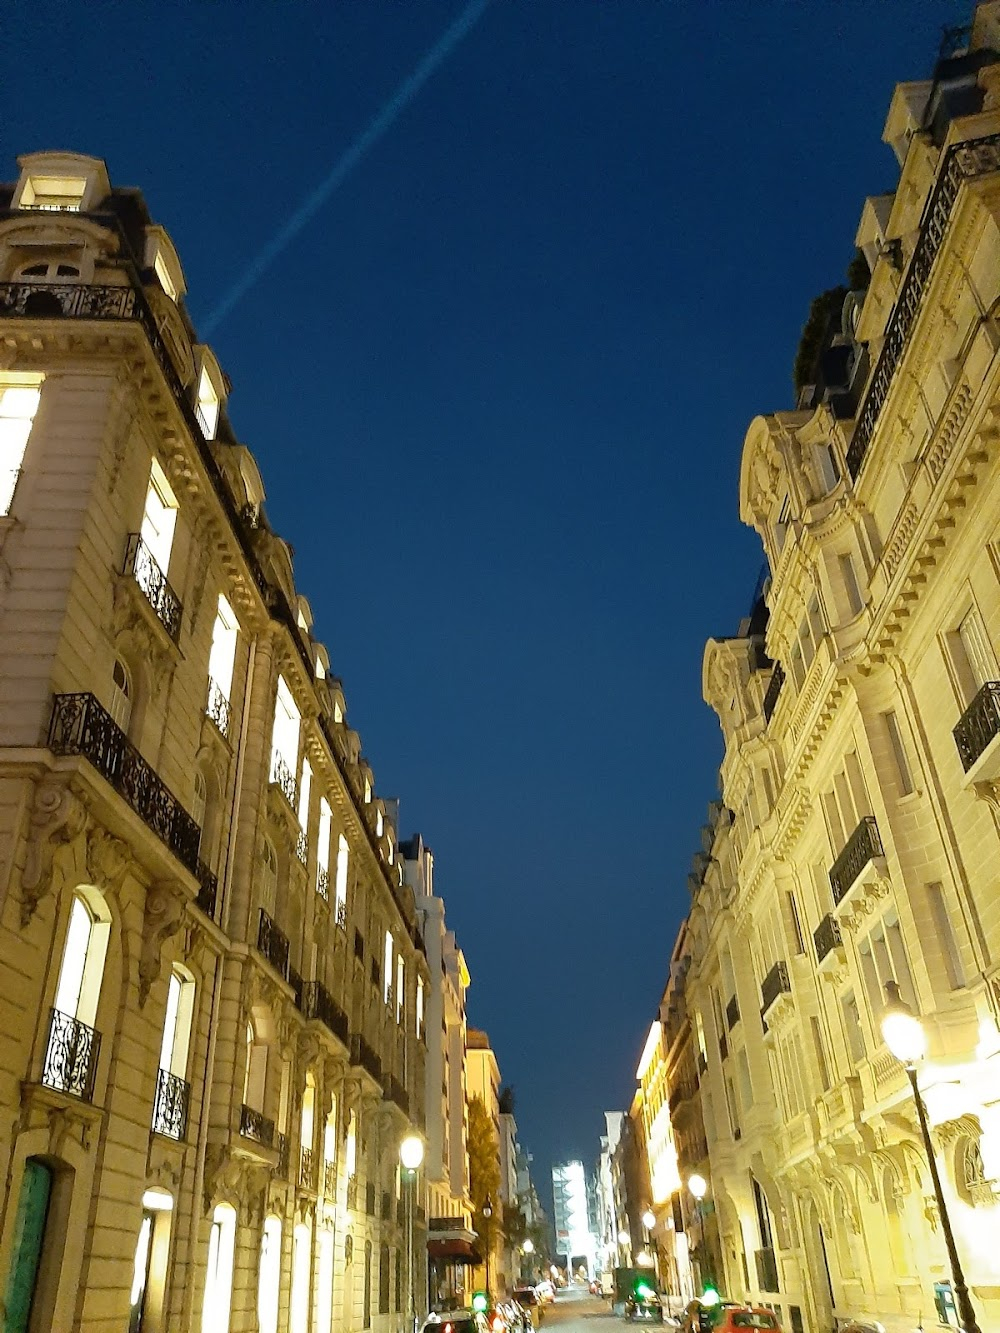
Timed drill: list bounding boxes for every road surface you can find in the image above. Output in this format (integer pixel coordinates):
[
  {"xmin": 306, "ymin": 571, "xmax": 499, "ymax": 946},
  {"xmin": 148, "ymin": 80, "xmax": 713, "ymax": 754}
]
[{"xmin": 535, "ymin": 1284, "xmax": 624, "ymax": 1333}]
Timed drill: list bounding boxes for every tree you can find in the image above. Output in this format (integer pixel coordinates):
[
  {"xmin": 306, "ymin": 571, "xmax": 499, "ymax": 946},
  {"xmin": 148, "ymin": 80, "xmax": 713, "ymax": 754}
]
[{"xmin": 467, "ymin": 1095, "xmax": 502, "ymax": 1251}]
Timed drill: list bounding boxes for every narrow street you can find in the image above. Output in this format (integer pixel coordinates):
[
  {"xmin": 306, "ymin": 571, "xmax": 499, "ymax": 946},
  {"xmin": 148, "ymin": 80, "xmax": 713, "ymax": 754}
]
[{"xmin": 535, "ymin": 1286, "xmax": 626, "ymax": 1333}]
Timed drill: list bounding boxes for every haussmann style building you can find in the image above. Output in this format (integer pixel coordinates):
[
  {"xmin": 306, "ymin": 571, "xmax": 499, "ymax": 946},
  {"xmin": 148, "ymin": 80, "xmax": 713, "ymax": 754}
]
[{"xmin": 0, "ymin": 151, "xmax": 438, "ymax": 1333}]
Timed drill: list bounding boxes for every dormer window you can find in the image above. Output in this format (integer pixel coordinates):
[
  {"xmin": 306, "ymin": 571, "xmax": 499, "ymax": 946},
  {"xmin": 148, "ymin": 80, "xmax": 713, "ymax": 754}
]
[
  {"xmin": 19, "ymin": 175, "xmax": 86, "ymax": 212},
  {"xmin": 364, "ymin": 778, "xmax": 372, "ymax": 804},
  {"xmin": 376, "ymin": 808, "xmax": 384, "ymax": 837},
  {"xmin": 154, "ymin": 253, "xmax": 178, "ymax": 301},
  {"xmin": 18, "ymin": 262, "xmax": 80, "ymax": 281},
  {"xmin": 196, "ymin": 366, "xmax": 220, "ymax": 440},
  {"xmin": 144, "ymin": 226, "xmax": 185, "ymax": 304}
]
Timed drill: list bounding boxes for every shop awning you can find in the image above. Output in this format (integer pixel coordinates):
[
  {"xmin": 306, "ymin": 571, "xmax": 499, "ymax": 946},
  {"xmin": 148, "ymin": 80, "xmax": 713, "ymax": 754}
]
[{"xmin": 427, "ymin": 1238, "xmax": 481, "ymax": 1263}]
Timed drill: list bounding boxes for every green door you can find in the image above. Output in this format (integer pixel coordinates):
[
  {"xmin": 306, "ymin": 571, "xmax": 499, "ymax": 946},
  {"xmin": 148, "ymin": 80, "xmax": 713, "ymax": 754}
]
[{"xmin": 4, "ymin": 1159, "xmax": 53, "ymax": 1333}]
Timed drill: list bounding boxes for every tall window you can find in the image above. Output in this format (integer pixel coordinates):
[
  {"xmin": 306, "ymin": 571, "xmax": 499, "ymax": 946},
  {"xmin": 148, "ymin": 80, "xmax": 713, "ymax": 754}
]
[
  {"xmin": 335, "ymin": 834, "xmax": 349, "ymax": 917},
  {"xmin": 243, "ymin": 1022, "xmax": 267, "ymax": 1113},
  {"xmin": 317, "ymin": 799, "xmax": 332, "ymax": 894},
  {"xmin": 55, "ymin": 893, "xmax": 109, "ymax": 1029},
  {"xmin": 291, "ymin": 1224, "xmax": 311, "ymax": 1333},
  {"xmin": 191, "ymin": 771, "xmax": 207, "ymax": 835},
  {"xmin": 208, "ymin": 595, "xmax": 239, "ymax": 704},
  {"xmin": 927, "ymin": 883, "xmax": 965, "ymax": 989},
  {"xmin": 857, "ymin": 914, "xmax": 916, "ymax": 1021},
  {"xmin": 840, "ymin": 988, "xmax": 865, "ymax": 1063},
  {"xmin": 110, "ymin": 658, "xmax": 133, "ymax": 732},
  {"xmin": 0, "ymin": 379, "xmax": 42, "ymax": 514},
  {"xmin": 298, "ymin": 760, "xmax": 312, "ymax": 832},
  {"xmin": 270, "ymin": 676, "xmax": 300, "ymax": 793},
  {"xmin": 839, "ymin": 553, "xmax": 864, "ymax": 616},
  {"xmin": 416, "ymin": 978, "xmax": 425, "ymax": 1039},
  {"xmin": 317, "ymin": 1228, "xmax": 335, "ymax": 1333},
  {"xmin": 129, "ymin": 1189, "xmax": 173, "ymax": 1333},
  {"xmin": 345, "ymin": 1109, "xmax": 357, "ymax": 1179},
  {"xmin": 396, "ymin": 954, "xmax": 404, "ymax": 1023},
  {"xmin": 260, "ymin": 839, "xmax": 278, "ymax": 916},
  {"xmin": 384, "ymin": 932, "xmax": 394, "ymax": 1006},
  {"xmin": 258, "ymin": 1217, "xmax": 282, "ymax": 1333},
  {"xmin": 196, "ymin": 365, "xmax": 220, "ymax": 440},
  {"xmin": 159, "ymin": 969, "xmax": 195, "ymax": 1078},
  {"xmin": 883, "ymin": 710, "xmax": 914, "ymax": 796},
  {"xmin": 951, "ymin": 608, "xmax": 994, "ymax": 705},
  {"xmin": 140, "ymin": 459, "xmax": 178, "ymax": 575},
  {"xmin": 202, "ymin": 1204, "xmax": 236, "ymax": 1332}
]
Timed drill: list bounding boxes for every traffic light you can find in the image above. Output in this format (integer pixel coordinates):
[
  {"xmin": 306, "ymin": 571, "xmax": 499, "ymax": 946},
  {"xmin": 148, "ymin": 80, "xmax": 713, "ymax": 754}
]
[
  {"xmin": 700, "ymin": 1286, "xmax": 721, "ymax": 1308},
  {"xmin": 635, "ymin": 1283, "xmax": 655, "ymax": 1301},
  {"xmin": 472, "ymin": 1293, "xmax": 489, "ymax": 1313}
]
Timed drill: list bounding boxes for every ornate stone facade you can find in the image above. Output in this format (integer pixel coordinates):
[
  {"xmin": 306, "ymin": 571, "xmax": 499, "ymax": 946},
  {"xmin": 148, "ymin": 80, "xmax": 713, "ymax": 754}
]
[{"xmin": 0, "ymin": 151, "xmax": 431, "ymax": 1332}]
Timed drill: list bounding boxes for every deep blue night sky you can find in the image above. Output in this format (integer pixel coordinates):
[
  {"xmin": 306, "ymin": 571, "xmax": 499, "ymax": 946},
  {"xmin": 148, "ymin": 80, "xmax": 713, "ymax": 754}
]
[{"xmin": 7, "ymin": 0, "xmax": 962, "ymax": 1202}]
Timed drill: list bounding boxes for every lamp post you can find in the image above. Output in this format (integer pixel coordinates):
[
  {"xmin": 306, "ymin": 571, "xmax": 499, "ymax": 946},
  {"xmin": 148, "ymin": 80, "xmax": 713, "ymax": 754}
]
[
  {"xmin": 881, "ymin": 983, "xmax": 981, "ymax": 1333},
  {"xmin": 687, "ymin": 1174, "xmax": 713, "ymax": 1295},
  {"xmin": 640, "ymin": 1210, "xmax": 659, "ymax": 1289},
  {"xmin": 482, "ymin": 1196, "xmax": 493, "ymax": 1300},
  {"xmin": 522, "ymin": 1237, "xmax": 534, "ymax": 1282},
  {"xmin": 400, "ymin": 1135, "xmax": 425, "ymax": 1333}
]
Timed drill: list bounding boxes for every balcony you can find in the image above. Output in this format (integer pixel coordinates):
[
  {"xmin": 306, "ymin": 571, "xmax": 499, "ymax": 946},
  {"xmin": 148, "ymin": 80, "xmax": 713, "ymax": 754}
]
[
  {"xmin": 123, "ymin": 533, "xmax": 182, "ymax": 642},
  {"xmin": 41, "ymin": 1008, "xmax": 100, "ymax": 1101},
  {"xmin": 302, "ymin": 981, "xmax": 350, "ymax": 1045},
  {"xmin": 351, "ymin": 1033, "xmax": 382, "ymax": 1086},
  {"xmin": 346, "ymin": 1176, "xmax": 359, "ymax": 1210},
  {"xmin": 295, "ymin": 829, "xmax": 308, "ymax": 866},
  {"xmin": 151, "ymin": 1068, "xmax": 190, "ymax": 1140},
  {"xmin": 760, "ymin": 961, "xmax": 791, "ymax": 1020},
  {"xmin": 762, "ymin": 663, "xmax": 785, "ymax": 724},
  {"xmin": 257, "ymin": 908, "xmax": 290, "ymax": 980},
  {"xmin": 384, "ymin": 1073, "xmax": 409, "ymax": 1116},
  {"xmin": 270, "ymin": 751, "xmax": 298, "ymax": 808},
  {"xmin": 755, "ymin": 1246, "xmax": 779, "ymax": 1294},
  {"xmin": 954, "ymin": 681, "xmax": 1000, "ymax": 780},
  {"xmin": 725, "ymin": 995, "xmax": 740, "ymax": 1030},
  {"xmin": 288, "ymin": 965, "xmax": 304, "ymax": 1012},
  {"xmin": 205, "ymin": 677, "xmax": 231, "ymax": 740},
  {"xmin": 48, "ymin": 692, "xmax": 207, "ymax": 885},
  {"xmin": 324, "ymin": 1160, "xmax": 337, "ymax": 1198},
  {"xmin": 195, "ymin": 864, "xmax": 218, "ymax": 920},
  {"xmin": 299, "ymin": 1147, "xmax": 315, "ymax": 1190},
  {"xmin": 845, "ymin": 131, "xmax": 1000, "ymax": 479},
  {"xmin": 239, "ymin": 1103, "xmax": 275, "ymax": 1148},
  {"xmin": 813, "ymin": 913, "xmax": 844, "ymax": 972},
  {"xmin": 336, "ymin": 898, "xmax": 347, "ymax": 929},
  {"xmin": 829, "ymin": 816, "xmax": 884, "ymax": 906},
  {"xmin": 316, "ymin": 866, "xmax": 329, "ymax": 901}
]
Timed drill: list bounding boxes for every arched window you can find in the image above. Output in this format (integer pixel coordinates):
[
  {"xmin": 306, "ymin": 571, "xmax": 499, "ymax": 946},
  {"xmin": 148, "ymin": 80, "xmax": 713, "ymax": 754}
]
[
  {"xmin": 153, "ymin": 967, "xmax": 195, "ymax": 1138},
  {"xmin": 110, "ymin": 658, "xmax": 132, "ymax": 732},
  {"xmin": 300, "ymin": 1073, "xmax": 316, "ymax": 1187},
  {"xmin": 129, "ymin": 1189, "xmax": 173, "ymax": 1333},
  {"xmin": 290, "ymin": 1223, "xmax": 311, "ymax": 1333},
  {"xmin": 17, "ymin": 261, "xmax": 80, "ymax": 280},
  {"xmin": 53, "ymin": 894, "xmax": 110, "ymax": 1029},
  {"xmin": 961, "ymin": 1139, "xmax": 987, "ymax": 1203},
  {"xmin": 202, "ymin": 1203, "xmax": 236, "ymax": 1332},
  {"xmin": 317, "ymin": 1227, "xmax": 334, "ymax": 1333},
  {"xmin": 363, "ymin": 1239, "xmax": 373, "ymax": 1328},
  {"xmin": 257, "ymin": 1216, "xmax": 282, "ymax": 1333}
]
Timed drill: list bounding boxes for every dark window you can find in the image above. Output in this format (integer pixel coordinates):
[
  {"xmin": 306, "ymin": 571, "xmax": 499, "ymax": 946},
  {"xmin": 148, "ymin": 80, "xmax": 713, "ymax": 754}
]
[
  {"xmin": 363, "ymin": 1240, "xmax": 372, "ymax": 1327},
  {"xmin": 379, "ymin": 1243, "xmax": 390, "ymax": 1313}
]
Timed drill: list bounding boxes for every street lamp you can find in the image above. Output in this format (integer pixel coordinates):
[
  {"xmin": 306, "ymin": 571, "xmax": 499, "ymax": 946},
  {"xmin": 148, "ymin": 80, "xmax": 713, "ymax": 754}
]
[
  {"xmin": 482, "ymin": 1196, "xmax": 493, "ymax": 1299},
  {"xmin": 881, "ymin": 984, "xmax": 981, "ymax": 1333},
  {"xmin": 687, "ymin": 1175, "xmax": 712, "ymax": 1294},
  {"xmin": 400, "ymin": 1135, "xmax": 425, "ymax": 1333},
  {"xmin": 641, "ymin": 1210, "xmax": 656, "ymax": 1232}
]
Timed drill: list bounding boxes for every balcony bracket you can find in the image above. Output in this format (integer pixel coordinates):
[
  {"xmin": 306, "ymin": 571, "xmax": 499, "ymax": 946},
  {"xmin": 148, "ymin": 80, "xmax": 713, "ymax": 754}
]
[
  {"xmin": 19, "ymin": 1079, "xmax": 103, "ymax": 1155},
  {"xmin": 835, "ymin": 874, "xmax": 891, "ymax": 933},
  {"xmin": 20, "ymin": 774, "xmax": 88, "ymax": 927},
  {"xmin": 138, "ymin": 880, "xmax": 187, "ymax": 1007}
]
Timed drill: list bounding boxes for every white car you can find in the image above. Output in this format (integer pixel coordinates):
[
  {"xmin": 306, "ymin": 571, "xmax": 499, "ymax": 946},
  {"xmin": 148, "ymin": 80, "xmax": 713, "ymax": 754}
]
[{"xmin": 535, "ymin": 1283, "xmax": 555, "ymax": 1305}]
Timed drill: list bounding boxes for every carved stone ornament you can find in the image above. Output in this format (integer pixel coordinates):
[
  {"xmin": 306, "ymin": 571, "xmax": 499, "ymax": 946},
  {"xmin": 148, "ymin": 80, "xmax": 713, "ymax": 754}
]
[
  {"xmin": 203, "ymin": 1144, "xmax": 270, "ymax": 1225},
  {"xmin": 837, "ymin": 875, "xmax": 891, "ymax": 933},
  {"xmin": 138, "ymin": 880, "xmax": 187, "ymax": 1007},
  {"xmin": 111, "ymin": 581, "xmax": 177, "ymax": 689},
  {"xmin": 20, "ymin": 777, "xmax": 88, "ymax": 926},
  {"xmin": 87, "ymin": 827, "xmax": 131, "ymax": 891}
]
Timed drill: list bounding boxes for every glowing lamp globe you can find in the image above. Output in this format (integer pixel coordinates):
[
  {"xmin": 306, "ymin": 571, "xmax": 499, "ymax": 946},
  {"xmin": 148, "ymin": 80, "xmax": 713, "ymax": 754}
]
[
  {"xmin": 880, "ymin": 984, "xmax": 926, "ymax": 1065},
  {"xmin": 523, "ymin": 1239, "xmax": 535, "ymax": 1254},
  {"xmin": 399, "ymin": 1135, "xmax": 424, "ymax": 1170},
  {"xmin": 641, "ymin": 1211, "xmax": 656, "ymax": 1231},
  {"xmin": 688, "ymin": 1174, "xmax": 707, "ymax": 1200},
  {"xmin": 636, "ymin": 1251, "xmax": 653, "ymax": 1268}
]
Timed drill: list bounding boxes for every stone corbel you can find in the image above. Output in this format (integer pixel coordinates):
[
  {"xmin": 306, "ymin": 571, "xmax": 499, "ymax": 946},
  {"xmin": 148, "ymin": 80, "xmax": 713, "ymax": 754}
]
[
  {"xmin": 972, "ymin": 780, "xmax": 1000, "ymax": 818},
  {"xmin": 138, "ymin": 879, "xmax": 187, "ymax": 1007},
  {"xmin": 20, "ymin": 777, "xmax": 89, "ymax": 926}
]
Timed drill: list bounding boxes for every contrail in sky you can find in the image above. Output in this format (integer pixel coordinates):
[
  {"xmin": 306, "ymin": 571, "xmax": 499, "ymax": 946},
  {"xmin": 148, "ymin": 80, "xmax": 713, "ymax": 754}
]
[{"xmin": 202, "ymin": 0, "xmax": 492, "ymax": 336}]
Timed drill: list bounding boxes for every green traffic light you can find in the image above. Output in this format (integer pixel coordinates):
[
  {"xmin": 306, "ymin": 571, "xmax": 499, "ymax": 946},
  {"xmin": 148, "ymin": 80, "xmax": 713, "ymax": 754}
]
[
  {"xmin": 472, "ymin": 1293, "xmax": 489, "ymax": 1313},
  {"xmin": 700, "ymin": 1286, "xmax": 720, "ymax": 1308},
  {"xmin": 635, "ymin": 1284, "xmax": 655, "ymax": 1300}
]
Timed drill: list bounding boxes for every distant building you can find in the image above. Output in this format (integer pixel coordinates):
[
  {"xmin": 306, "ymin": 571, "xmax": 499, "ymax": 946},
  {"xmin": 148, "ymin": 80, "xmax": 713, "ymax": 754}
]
[{"xmin": 551, "ymin": 1160, "xmax": 596, "ymax": 1276}]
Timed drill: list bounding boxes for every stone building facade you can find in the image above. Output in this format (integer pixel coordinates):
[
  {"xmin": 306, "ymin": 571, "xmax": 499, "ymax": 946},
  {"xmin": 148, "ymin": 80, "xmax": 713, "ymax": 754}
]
[
  {"xmin": 0, "ymin": 151, "xmax": 431, "ymax": 1332},
  {"xmin": 674, "ymin": 12, "xmax": 1000, "ymax": 1333}
]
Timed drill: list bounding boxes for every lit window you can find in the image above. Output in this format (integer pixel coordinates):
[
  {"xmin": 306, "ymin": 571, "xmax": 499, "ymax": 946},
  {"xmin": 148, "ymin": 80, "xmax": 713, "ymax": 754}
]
[
  {"xmin": 55, "ymin": 894, "xmax": 110, "ymax": 1029},
  {"xmin": 0, "ymin": 379, "xmax": 42, "ymax": 514},
  {"xmin": 291, "ymin": 1224, "xmax": 311, "ymax": 1332},
  {"xmin": 376, "ymin": 807, "xmax": 384, "ymax": 837},
  {"xmin": 416, "ymin": 978, "xmax": 425, "ymax": 1039},
  {"xmin": 318, "ymin": 798, "xmax": 332, "ymax": 886},
  {"xmin": 334, "ymin": 700, "xmax": 344, "ymax": 724},
  {"xmin": 110, "ymin": 658, "xmax": 132, "ymax": 732},
  {"xmin": 317, "ymin": 1227, "xmax": 334, "ymax": 1333},
  {"xmin": 384, "ymin": 932, "xmax": 393, "ymax": 1005},
  {"xmin": 140, "ymin": 459, "xmax": 178, "ymax": 575},
  {"xmin": 196, "ymin": 365, "xmax": 220, "ymax": 440},
  {"xmin": 298, "ymin": 760, "xmax": 312, "ymax": 832},
  {"xmin": 258, "ymin": 1217, "xmax": 282, "ymax": 1333},
  {"xmin": 208, "ymin": 595, "xmax": 239, "ymax": 703},
  {"xmin": 315, "ymin": 656, "xmax": 326, "ymax": 680},
  {"xmin": 396, "ymin": 954, "xmax": 404, "ymax": 1022},
  {"xmin": 243, "ymin": 1022, "xmax": 268, "ymax": 1113},
  {"xmin": 345, "ymin": 1109, "xmax": 357, "ymax": 1177},
  {"xmin": 19, "ymin": 175, "xmax": 86, "ymax": 211},
  {"xmin": 270, "ymin": 676, "xmax": 301, "ymax": 792},
  {"xmin": 154, "ymin": 251, "xmax": 178, "ymax": 301},
  {"xmin": 17, "ymin": 261, "xmax": 80, "ymax": 280},
  {"xmin": 335, "ymin": 834, "xmax": 349, "ymax": 915},
  {"xmin": 202, "ymin": 1204, "xmax": 236, "ymax": 1332},
  {"xmin": 260, "ymin": 839, "xmax": 278, "ymax": 915},
  {"xmin": 159, "ymin": 968, "xmax": 195, "ymax": 1077},
  {"xmin": 364, "ymin": 777, "xmax": 372, "ymax": 803},
  {"xmin": 387, "ymin": 830, "xmax": 394, "ymax": 865}
]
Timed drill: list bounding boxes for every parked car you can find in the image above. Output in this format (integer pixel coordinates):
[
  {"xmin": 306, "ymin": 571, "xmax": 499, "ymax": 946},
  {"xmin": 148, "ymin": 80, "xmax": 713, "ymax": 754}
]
[
  {"xmin": 421, "ymin": 1311, "xmax": 483, "ymax": 1333},
  {"xmin": 681, "ymin": 1305, "xmax": 782, "ymax": 1333},
  {"xmin": 512, "ymin": 1287, "xmax": 543, "ymax": 1327}
]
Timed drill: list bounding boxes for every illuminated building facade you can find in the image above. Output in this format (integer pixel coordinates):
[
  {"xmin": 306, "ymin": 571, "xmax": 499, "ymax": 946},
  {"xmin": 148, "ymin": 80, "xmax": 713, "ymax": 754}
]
[{"xmin": 0, "ymin": 151, "xmax": 431, "ymax": 1332}]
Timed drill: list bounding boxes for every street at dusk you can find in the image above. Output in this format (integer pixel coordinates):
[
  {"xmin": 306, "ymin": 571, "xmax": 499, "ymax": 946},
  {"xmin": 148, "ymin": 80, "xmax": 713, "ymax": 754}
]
[{"xmin": 1, "ymin": 1, "xmax": 1000, "ymax": 1333}]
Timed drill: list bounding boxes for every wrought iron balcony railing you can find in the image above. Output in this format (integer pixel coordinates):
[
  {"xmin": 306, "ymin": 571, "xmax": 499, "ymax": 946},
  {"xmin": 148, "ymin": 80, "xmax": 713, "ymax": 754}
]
[
  {"xmin": 195, "ymin": 862, "xmax": 218, "ymax": 919},
  {"xmin": 124, "ymin": 533, "xmax": 182, "ymax": 642},
  {"xmin": 324, "ymin": 1160, "xmax": 337, "ymax": 1198},
  {"xmin": 303, "ymin": 981, "xmax": 350, "ymax": 1044},
  {"xmin": 288, "ymin": 964, "xmax": 305, "ymax": 1012},
  {"xmin": 846, "ymin": 132, "xmax": 1000, "ymax": 479},
  {"xmin": 48, "ymin": 693, "xmax": 204, "ymax": 881},
  {"xmin": 240, "ymin": 1103, "xmax": 275, "ymax": 1147},
  {"xmin": 295, "ymin": 829, "xmax": 308, "ymax": 866},
  {"xmin": 953, "ymin": 681, "xmax": 1000, "ymax": 772},
  {"xmin": 257, "ymin": 908, "xmax": 290, "ymax": 979},
  {"xmin": 351, "ymin": 1033, "xmax": 382, "ymax": 1086},
  {"xmin": 0, "ymin": 280, "xmax": 137, "ymax": 320},
  {"xmin": 762, "ymin": 663, "xmax": 785, "ymax": 723},
  {"xmin": 152, "ymin": 1067, "xmax": 190, "ymax": 1139},
  {"xmin": 336, "ymin": 898, "xmax": 348, "ymax": 929},
  {"xmin": 760, "ymin": 960, "xmax": 791, "ymax": 1016},
  {"xmin": 346, "ymin": 1176, "xmax": 359, "ymax": 1209},
  {"xmin": 813, "ymin": 912, "xmax": 842, "ymax": 963},
  {"xmin": 725, "ymin": 994, "xmax": 740, "ymax": 1030},
  {"xmin": 41, "ymin": 1007, "xmax": 100, "ymax": 1100},
  {"xmin": 276, "ymin": 1132, "xmax": 290, "ymax": 1178},
  {"xmin": 270, "ymin": 751, "xmax": 298, "ymax": 807},
  {"xmin": 316, "ymin": 866, "xmax": 330, "ymax": 901},
  {"xmin": 299, "ymin": 1147, "xmax": 315, "ymax": 1190},
  {"xmin": 384, "ymin": 1074, "xmax": 409, "ymax": 1116},
  {"xmin": 205, "ymin": 677, "xmax": 232, "ymax": 740},
  {"xmin": 829, "ymin": 815, "xmax": 883, "ymax": 905}
]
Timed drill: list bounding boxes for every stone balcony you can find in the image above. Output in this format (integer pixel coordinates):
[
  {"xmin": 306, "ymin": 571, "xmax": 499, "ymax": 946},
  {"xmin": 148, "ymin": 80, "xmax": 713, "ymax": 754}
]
[
  {"xmin": 953, "ymin": 681, "xmax": 1000, "ymax": 785},
  {"xmin": 829, "ymin": 816, "xmax": 889, "ymax": 926}
]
